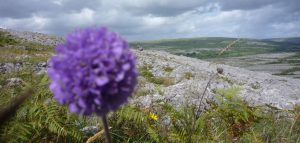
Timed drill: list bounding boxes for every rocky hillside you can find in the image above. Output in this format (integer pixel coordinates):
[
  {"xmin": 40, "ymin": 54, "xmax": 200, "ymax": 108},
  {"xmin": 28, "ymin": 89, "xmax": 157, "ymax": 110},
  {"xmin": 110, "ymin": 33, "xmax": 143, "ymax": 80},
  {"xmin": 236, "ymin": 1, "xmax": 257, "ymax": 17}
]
[
  {"xmin": 1, "ymin": 28, "xmax": 300, "ymax": 110},
  {"xmin": 0, "ymin": 28, "xmax": 64, "ymax": 46},
  {"xmin": 133, "ymin": 50, "xmax": 300, "ymax": 110}
]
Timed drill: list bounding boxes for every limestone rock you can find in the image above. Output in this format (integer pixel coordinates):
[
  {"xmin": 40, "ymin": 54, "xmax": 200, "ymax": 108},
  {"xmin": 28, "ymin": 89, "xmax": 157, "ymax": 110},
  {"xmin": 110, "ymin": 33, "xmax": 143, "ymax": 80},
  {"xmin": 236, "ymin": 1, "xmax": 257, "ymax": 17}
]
[
  {"xmin": 132, "ymin": 50, "xmax": 300, "ymax": 110},
  {"xmin": 80, "ymin": 126, "xmax": 99, "ymax": 135},
  {"xmin": 7, "ymin": 78, "xmax": 22, "ymax": 87}
]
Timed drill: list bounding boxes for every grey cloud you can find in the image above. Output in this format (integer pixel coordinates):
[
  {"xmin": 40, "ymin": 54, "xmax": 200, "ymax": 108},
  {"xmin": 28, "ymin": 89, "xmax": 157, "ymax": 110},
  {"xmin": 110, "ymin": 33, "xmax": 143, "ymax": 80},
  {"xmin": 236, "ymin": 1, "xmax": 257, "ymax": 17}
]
[
  {"xmin": 0, "ymin": 0, "xmax": 57, "ymax": 18},
  {"xmin": 59, "ymin": 0, "xmax": 102, "ymax": 13},
  {"xmin": 120, "ymin": 0, "xmax": 209, "ymax": 16},
  {"xmin": 217, "ymin": 0, "xmax": 300, "ymax": 13},
  {"xmin": 0, "ymin": 0, "xmax": 102, "ymax": 18},
  {"xmin": 217, "ymin": 0, "xmax": 275, "ymax": 11},
  {"xmin": 0, "ymin": 0, "xmax": 299, "ymax": 41}
]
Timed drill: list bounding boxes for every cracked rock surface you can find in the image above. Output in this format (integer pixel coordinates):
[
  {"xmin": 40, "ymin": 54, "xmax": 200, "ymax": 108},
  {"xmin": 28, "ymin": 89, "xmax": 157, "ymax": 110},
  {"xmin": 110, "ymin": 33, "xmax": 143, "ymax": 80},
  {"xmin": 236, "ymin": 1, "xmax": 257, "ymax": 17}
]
[{"xmin": 131, "ymin": 50, "xmax": 300, "ymax": 110}]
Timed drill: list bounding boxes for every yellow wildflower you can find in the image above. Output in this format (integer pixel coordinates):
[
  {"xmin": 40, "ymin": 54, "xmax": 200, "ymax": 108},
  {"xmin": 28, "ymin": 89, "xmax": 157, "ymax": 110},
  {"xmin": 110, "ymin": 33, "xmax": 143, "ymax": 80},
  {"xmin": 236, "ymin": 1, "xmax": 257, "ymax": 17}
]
[{"xmin": 149, "ymin": 112, "xmax": 158, "ymax": 121}]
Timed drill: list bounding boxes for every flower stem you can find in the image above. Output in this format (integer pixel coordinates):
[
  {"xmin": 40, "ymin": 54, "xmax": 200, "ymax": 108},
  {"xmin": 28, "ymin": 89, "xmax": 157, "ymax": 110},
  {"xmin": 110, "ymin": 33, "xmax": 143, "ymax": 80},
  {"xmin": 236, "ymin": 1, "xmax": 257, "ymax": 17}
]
[{"xmin": 102, "ymin": 114, "xmax": 112, "ymax": 143}]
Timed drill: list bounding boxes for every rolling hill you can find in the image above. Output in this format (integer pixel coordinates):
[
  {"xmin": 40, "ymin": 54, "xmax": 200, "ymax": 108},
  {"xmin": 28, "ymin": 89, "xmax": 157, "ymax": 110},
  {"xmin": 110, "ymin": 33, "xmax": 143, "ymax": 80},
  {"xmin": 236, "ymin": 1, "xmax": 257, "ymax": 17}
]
[{"xmin": 130, "ymin": 37, "xmax": 300, "ymax": 59}]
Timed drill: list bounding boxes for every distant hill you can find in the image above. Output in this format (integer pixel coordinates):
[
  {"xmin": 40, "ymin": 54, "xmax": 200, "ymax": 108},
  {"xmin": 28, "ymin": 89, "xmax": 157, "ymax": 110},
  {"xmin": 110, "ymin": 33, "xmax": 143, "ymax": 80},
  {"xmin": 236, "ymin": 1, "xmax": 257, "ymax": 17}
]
[
  {"xmin": 130, "ymin": 37, "xmax": 300, "ymax": 59},
  {"xmin": 264, "ymin": 37, "xmax": 300, "ymax": 44}
]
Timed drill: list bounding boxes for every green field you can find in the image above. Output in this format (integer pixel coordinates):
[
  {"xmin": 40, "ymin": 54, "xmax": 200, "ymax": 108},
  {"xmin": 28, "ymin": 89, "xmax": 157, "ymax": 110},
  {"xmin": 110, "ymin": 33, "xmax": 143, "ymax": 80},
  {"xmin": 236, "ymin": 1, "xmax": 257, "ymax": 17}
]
[{"xmin": 130, "ymin": 37, "xmax": 300, "ymax": 59}]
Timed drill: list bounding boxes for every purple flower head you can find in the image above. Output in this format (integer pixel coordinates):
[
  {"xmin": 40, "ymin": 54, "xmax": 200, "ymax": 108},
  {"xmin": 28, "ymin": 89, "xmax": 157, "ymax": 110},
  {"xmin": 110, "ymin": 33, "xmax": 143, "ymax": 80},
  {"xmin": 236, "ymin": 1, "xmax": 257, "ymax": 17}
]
[{"xmin": 48, "ymin": 27, "xmax": 138, "ymax": 116}]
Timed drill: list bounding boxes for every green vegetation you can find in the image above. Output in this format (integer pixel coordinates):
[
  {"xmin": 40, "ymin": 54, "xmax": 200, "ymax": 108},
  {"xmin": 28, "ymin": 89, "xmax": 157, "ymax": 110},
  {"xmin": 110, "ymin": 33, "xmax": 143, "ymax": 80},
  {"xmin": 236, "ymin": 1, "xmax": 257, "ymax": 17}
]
[
  {"xmin": 108, "ymin": 106, "xmax": 152, "ymax": 142},
  {"xmin": 215, "ymin": 86, "xmax": 242, "ymax": 97},
  {"xmin": 163, "ymin": 65, "xmax": 174, "ymax": 73},
  {"xmin": 266, "ymin": 37, "xmax": 300, "ymax": 44},
  {"xmin": 131, "ymin": 37, "xmax": 300, "ymax": 59},
  {"xmin": 0, "ymin": 31, "xmax": 53, "ymax": 64},
  {"xmin": 184, "ymin": 72, "xmax": 194, "ymax": 80},
  {"xmin": 1, "ymin": 67, "xmax": 300, "ymax": 142},
  {"xmin": 155, "ymin": 84, "xmax": 164, "ymax": 96},
  {"xmin": 0, "ymin": 69, "xmax": 86, "ymax": 142},
  {"xmin": 131, "ymin": 37, "xmax": 239, "ymax": 49},
  {"xmin": 251, "ymin": 84, "xmax": 260, "ymax": 89},
  {"xmin": 274, "ymin": 67, "xmax": 300, "ymax": 75},
  {"xmin": 267, "ymin": 53, "xmax": 300, "ymax": 76},
  {"xmin": 139, "ymin": 64, "xmax": 174, "ymax": 86},
  {"xmin": 216, "ymin": 74, "xmax": 235, "ymax": 85},
  {"xmin": 0, "ymin": 31, "xmax": 19, "ymax": 46},
  {"xmin": 110, "ymin": 87, "xmax": 300, "ymax": 142},
  {"xmin": 268, "ymin": 53, "xmax": 300, "ymax": 64},
  {"xmin": 134, "ymin": 78, "xmax": 154, "ymax": 97},
  {"xmin": 134, "ymin": 88, "xmax": 151, "ymax": 97}
]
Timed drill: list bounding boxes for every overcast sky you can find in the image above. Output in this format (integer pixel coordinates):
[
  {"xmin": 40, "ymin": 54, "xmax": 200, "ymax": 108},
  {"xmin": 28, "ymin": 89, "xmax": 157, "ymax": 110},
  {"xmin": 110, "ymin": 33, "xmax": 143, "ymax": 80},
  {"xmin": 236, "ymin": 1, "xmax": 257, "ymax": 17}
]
[{"xmin": 0, "ymin": 0, "xmax": 299, "ymax": 41}]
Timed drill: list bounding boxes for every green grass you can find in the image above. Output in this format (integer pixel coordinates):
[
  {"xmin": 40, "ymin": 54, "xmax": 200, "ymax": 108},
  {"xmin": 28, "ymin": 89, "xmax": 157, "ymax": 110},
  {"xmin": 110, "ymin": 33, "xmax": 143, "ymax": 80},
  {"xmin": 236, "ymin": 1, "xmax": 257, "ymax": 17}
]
[
  {"xmin": 88, "ymin": 86, "xmax": 300, "ymax": 142},
  {"xmin": 139, "ymin": 64, "xmax": 174, "ymax": 86},
  {"xmin": 1, "ymin": 68, "xmax": 300, "ymax": 142},
  {"xmin": 184, "ymin": 72, "xmax": 193, "ymax": 80},
  {"xmin": 0, "ymin": 31, "xmax": 54, "ymax": 64},
  {"xmin": 274, "ymin": 67, "xmax": 300, "ymax": 75},
  {"xmin": 216, "ymin": 74, "xmax": 235, "ymax": 85},
  {"xmin": 134, "ymin": 78, "xmax": 154, "ymax": 97},
  {"xmin": 163, "ymin": 65, "xmax": 174, "ymax": 73},
  {"xmin": 215, "ymin": 86, "xmax": 242, "ymax": 97},
  {"xmin": 0, "ymin": 31, "xmax": 19, "ymax": 46},
  {"xmin": 155, "ymin": 84, "xmax": 164, "ymax": 96},
  {"xmin": 268, "ymin": 53, "xmax": 300, "ymax": 64},
  {"xmin": 131, "ymin": 37, "xmax": 239, "ymax": 50}
]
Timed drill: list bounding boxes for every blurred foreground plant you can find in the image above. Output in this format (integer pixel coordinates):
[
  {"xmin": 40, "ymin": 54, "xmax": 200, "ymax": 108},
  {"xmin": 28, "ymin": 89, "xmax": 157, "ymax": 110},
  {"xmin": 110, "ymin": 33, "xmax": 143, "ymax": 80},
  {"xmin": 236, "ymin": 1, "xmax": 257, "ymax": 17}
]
[{"xmin": 48, "ymin": 27, "xmax": 138, "ymax": 143}]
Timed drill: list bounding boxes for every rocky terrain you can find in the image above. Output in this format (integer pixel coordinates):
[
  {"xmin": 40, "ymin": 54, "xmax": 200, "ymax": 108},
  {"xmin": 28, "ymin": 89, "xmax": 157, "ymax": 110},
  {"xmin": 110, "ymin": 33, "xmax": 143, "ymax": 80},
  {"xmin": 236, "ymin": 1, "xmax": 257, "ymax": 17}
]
[
  {"xmin": 0, "ymin": 28, "xmax": 64, "ymax": 46},
  {"xmin": 207, "ymin": 53, "xmax": 300, "ymax": 78},
  {"xmin": 131, "ymin": 37, "xmax": 300, "ymax": 79},
  {"xmin": 0, "ymin": 28, "xmax": 62, "ymax": 75},
  {"xmin": 1, "ymin": 28, "xmax": 300, "ymax": 111},
  {"xmin": 132, "ymin": 50, "xmax": 300, "ymax": 110}
]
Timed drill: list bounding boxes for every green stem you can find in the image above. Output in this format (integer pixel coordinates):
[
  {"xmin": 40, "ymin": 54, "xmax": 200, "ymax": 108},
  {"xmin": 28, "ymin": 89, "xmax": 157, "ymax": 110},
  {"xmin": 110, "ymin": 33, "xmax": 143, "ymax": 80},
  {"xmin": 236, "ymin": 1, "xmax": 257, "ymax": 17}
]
[{"xmin": 102, "ymin": 114, "xmax": 112, "ymax": 143}]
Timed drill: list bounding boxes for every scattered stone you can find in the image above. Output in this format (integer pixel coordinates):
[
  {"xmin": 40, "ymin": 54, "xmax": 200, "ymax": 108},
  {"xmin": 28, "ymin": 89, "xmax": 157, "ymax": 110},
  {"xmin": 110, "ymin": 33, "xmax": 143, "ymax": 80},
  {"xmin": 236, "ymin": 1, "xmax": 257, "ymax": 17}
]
[
  {"xmin": 36, "ymin": 69, "xmax": 47, "ymax": 75},
  {"xmin": 217, "ymin": 67, "xmax": 223, "ymax": 74},
  {"xmin": 35, "ymin": 61, "xmax": 48, "ymax": 74},
  {"xmin": 38, "ymin": 62, "xmax": 47, "ymax": 68},
  {"xmin": 6, "ymin": 78, "xmax": 22, "ymax": 86},
  {"xmin": 134, "ymin": 95, "xmax": 152, "ymax": 108},
  {"xmin": 0, "ymin": 63, "xmax": 23, "ymax": 74},
  {"xmin": 3, "ymin": 63, "xmax": 15, "ymax": 72},
  {"xmin": 137, "ymin": 45, "xmax": 144, "ymax": 51},
  {"xmin": 161, "ymin": 116, "xmax": 171, "ymax": 126},
  {"xmin": 0, "ymin": 61, "xmax": 48, "ymax": 74},
  {"xmin": 139, "ymin": 47, "xmax": 144, "ymax": 51},
  {"xmin": 15, "ymin": 55, "xmax": 30, "ymax": 61},
  {"xmin": 0, "ymin": 65, "xmax": 5, "ymax": 74},
  {"xmin": 80, "ymin": 126, "xmax": 99, "ymax": 135}
]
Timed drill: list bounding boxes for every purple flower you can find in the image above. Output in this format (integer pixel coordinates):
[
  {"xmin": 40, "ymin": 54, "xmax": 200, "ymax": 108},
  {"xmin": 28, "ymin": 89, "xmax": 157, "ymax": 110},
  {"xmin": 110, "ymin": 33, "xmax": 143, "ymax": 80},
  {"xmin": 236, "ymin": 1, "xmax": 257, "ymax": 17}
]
[{"xmin": 48, "ymin": 27, "xmax": 138, "ymax": 116}]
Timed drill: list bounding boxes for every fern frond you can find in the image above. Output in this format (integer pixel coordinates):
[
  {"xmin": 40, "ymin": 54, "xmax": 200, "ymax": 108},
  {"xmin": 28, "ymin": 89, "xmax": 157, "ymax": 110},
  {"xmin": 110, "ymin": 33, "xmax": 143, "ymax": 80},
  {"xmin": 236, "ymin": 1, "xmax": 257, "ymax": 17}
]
[{"xmin": 116, "ymin": 106, "xmax": 146, "ymax": 125}]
